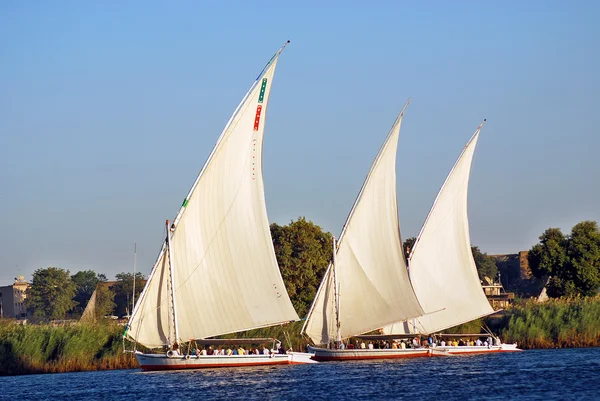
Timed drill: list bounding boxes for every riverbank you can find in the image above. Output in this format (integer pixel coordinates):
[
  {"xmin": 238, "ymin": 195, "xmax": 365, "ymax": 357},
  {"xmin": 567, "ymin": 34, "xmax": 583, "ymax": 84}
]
[
  {"xmin": 0, "ymin": 321, "xmax": 137, "ymax": 376},
  {"xmin": 2, "ymin": 296, "xmax": 599, "ymax": 375}
]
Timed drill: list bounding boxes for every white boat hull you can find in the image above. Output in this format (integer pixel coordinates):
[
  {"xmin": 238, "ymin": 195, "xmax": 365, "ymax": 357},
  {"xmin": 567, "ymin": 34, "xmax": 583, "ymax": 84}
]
[
  {"xmin": 308, "ymin": 346, "xmax": 432, "ymax": 361},
  {"xmin": 436, "ymin": 343, "xmax": 521, "ymax": 355},
  {"xmin": 308, "ymin": 343, "xmax": 521, "ymax": 361},
  {"xmin": 136, "ymin": 352, "xmax": 316, "ymax": 371}
]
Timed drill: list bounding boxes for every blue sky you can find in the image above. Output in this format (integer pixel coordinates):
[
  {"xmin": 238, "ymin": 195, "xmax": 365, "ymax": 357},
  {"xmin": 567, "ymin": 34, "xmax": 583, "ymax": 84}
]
[{"xmin": 1, "ymin": 1, "xmax": 598, "ymax": 285}]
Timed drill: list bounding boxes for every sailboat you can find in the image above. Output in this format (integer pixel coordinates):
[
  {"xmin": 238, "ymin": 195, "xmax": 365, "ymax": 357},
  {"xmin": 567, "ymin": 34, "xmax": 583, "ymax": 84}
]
[
  {"xmin": 381, "ymin": 121, "xmax": 520, "ymax": 354},
  {"xmin": 301, "ymin": 101, "xmax": 435, "ymax": 361},
  {"xmin": 124, "ymin": 42, "xmax": 316, "ymax": 370}
]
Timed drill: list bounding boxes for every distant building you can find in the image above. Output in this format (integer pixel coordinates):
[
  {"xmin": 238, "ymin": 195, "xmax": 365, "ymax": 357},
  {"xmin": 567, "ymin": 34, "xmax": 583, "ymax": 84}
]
[
  {"xmin": 482, "ymin": 283, "xmax": 515, "ymax": 309},
  {"xmin": 0, "ymin": 276, "xmax": 30, "ymax": 319}
]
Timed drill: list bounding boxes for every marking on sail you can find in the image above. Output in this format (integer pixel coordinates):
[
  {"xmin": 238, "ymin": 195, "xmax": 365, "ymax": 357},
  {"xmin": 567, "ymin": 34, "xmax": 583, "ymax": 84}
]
[
  {"xmin": 253, "ymin": 105, "xmax": 262, "ymax": 131},
  {"xmin": 258, "ymin": 78, "xmax": 267, "ymax": 103},
  {"xmin": 252, "ymin": 139, "xmax": 257, "ymax": 180}
]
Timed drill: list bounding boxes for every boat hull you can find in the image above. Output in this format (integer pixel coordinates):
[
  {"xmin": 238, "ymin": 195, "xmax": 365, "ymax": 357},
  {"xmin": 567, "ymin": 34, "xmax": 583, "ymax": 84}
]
[
  {"xmin": 437, "ymin": 343, "xmax": 521, "ymax": 355},
  {"xmin": 307, "ymin": 346, "xmax": 432, "ymax": 361},
  {"xmin": 136, "ymin": 352, "xmax": 316, "ymax": 371}
]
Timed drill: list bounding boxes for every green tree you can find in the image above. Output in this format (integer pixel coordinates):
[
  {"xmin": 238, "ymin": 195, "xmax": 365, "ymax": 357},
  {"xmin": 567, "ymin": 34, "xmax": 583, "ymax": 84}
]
[
  {"xmin": 528, "ymin": 228, "xmax": 567, "ymax": 279},
  {"xmin": 471, "ymin": 246, "xmax": 498, "ymax": 283},
  {"xmin": 271, "ymin": 217, "xmax": 333, "ymax": 317},
  {"xmin": 566, "ymin": 221, "xmax": 600, "ymax": 296},
  {"xmin": 94, "ymin": 284, "xmax": 117, "ymax": 318},
  {"xmin": 113, "ymin": 272, "xmax": 145, "ymax": 317},
  {"xmin": 26, "ymin": 267, "xmax": 77, "ymax": 320},
  {"xmin": 528, "ymin": 221, "xmax": 600, "ymax": 298},
  {"xmin": 403, "ymin": 237, "xmax": 416, "ymax": 262},
  {"xmin": 71, "ymin": 270, "xmax": 107, "ymax": 316}
]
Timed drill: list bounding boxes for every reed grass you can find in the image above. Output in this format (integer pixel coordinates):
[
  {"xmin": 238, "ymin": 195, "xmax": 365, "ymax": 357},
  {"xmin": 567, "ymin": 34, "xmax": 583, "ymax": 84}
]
[
  {"xmin": 0, "ymin": 320, "xmax": 137, "ymax": 376},
  {"xmin": 497, "ymin": 296, "xmax": 600, "ymax": 349}
]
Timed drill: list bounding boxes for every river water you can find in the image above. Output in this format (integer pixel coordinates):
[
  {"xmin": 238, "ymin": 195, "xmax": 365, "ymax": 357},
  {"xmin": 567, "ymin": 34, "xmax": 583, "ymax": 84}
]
[{"xmin": 1, "ymin": 348, "xmax": 598, "ymax": 400}]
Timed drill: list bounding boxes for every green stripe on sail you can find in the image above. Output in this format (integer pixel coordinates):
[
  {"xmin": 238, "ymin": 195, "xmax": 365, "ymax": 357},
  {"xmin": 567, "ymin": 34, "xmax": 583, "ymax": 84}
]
[
  {"xmin": 258, "ymin": 78, "xmax": 267, "ymax": 103},
  {"xmin": 182, "ymin": 199, "xmax": 189, "ymax": 207}
]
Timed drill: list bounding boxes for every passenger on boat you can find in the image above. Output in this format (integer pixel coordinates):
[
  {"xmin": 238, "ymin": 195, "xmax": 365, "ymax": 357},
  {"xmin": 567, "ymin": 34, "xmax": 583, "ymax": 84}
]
[
  {"xmin": 262, "ymin": 346, "xmax": 269, "ymax": 355},
  {"xmin": 348, "ymin": 343, "xmax": 355, "ymax": 349},
  {"xmin": 440, "ymin": 340, "xmax": 446, "ymax": 347},
  {"xmin": 238, "ymin": 347, "xmax": 246, "ymax": 355},
  {"xmin": 226, "ymin": 348, "xmax": 233, "ymax": 356},
  {"xmin": 367, "ymin": 342, "xmax": 374, "ymax": 349},
  {"xmin": 412, "ymin": 337, "xmax": 420, "ymax": 348},
  {"xmin": 279, "ymin": 345, "xmax": 287, "ymax": 354},
  {"xmin": 400, "ymin": 341, "xmax": 406, "ymax": 349},
  {"xmin": 495, "ymin": 337, "xmax": 502, "ymax": 346},
  {"xmin": 254, "ymin": 348, "xmax": 260, "ymax": 355},
  {"xmin": 360, "ymin": 341, "xmax": 366, "ymax": 349},
  {"xmin": 391, "ymin": 341, "xmax": 398, "ymax": 349}
]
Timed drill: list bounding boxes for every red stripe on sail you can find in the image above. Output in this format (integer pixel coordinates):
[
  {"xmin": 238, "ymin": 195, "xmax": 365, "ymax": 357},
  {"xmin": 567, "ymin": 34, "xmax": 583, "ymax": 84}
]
[{"xmin": 253, "ymin": 105, "xmax": 262, "ymax": 131}]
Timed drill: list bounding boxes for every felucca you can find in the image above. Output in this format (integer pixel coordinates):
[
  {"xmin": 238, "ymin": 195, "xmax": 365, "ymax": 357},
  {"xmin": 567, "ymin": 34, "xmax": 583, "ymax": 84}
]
[
  {"xmin": 301, "ymin": 101, "xmax": 435, "ymax": 361},
  {"xmin": 381, "ymin": 121, "xmax": 520, "ymax": 354},
  {"xmin": 124, "ymin": 42, "xmax": 316, "ymax": 370}
]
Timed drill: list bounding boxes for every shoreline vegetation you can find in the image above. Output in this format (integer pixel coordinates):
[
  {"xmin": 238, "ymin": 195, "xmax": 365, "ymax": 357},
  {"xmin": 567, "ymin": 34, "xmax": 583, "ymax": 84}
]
[
  {"xmin": 0, "ymin": 322, "xmax": 137, "ymax": 376},
  {"xmin": 1, "ymin": 296, "xmax": 600, "ymax": 376}
]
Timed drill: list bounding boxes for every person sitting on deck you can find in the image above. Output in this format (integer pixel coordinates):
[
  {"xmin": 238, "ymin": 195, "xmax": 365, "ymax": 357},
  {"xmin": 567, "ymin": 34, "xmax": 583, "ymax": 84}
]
[
  {"xmin": 262, "ymin": 346, "xmax": 269, "ymax": 355},
  {"xmin": 226, "ymin": 348, "xmax": 233, "ymax": 356},
  {"xmin": 254, "ymin": 348, "xmax": 260, "ymax": 355},
  {"xmin": 440, "ymin": 340, "xmax": 446, "ymax": 347},
  {"xmin": 279, "ymin": 345, "xmax": 287, "ymax": 354},
  {"xmin": 348, "ymin": 342, "xmax": 355, "ymax": 349},
  {"xmin": 360, "ymin": 341, "xmax": 366, "ymax": 349},
  {"xmin": 367, "ymin": 342, "xmax": 374, "ymax": 349},
  {"xmin": 476, "ymin": 338, "xmax": 482, "ymax": 346},
  {"xmin": 412, "ymin": 337, "xmax": 420, "ymax": 348},
  {"xmin": 233, "ymin": 348, "xmax": 238, "ymax": 355},
  {"xmin": 495, "ymin": 337, "xmax": 502, "ymax": 346},
  {"xmin": 391, "ymin": 341, "xmax": 398, "ymax": 349},
  {"xmin": 400, "ymin": 340, "xmax": 406, "ymax": 349},
  {"xmin": 238, "ymin": 347, "xmax": 245, "ymax": 355}
]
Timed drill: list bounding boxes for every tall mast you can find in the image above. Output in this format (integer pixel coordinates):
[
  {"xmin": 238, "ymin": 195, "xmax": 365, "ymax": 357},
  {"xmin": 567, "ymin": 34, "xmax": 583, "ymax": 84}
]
[
  {"xmin": 132, "ymin": 242, "xmax": 137, "ymax": 317},
  {"xmin": 165, "ymin": 220, "xmax": 180, "ymax": 346},
  {"xmin": 332, "ymin": 236, "xmax": 341, "ymax": 346}
]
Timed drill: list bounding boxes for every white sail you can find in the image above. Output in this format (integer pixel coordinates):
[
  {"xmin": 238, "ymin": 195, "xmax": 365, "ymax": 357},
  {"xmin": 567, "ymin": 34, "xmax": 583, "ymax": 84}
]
[
  {"xmin": 129, "ymin": 247, "xmax": 176, "ymax": 347},
  {"xmin": 302, "ymin": 105, "xmax": 425, "ymax": 345},
  {"xmin": 383, "ymin": 123, "xmax": 494, "ymax": 336},
  {"xmin": 127, "ymin": 47, "xmax": 299, "ymax": 348}
]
